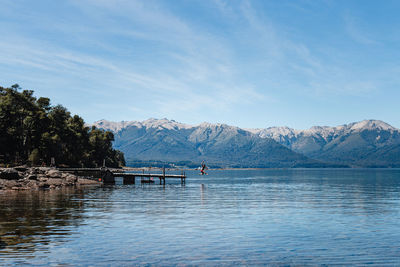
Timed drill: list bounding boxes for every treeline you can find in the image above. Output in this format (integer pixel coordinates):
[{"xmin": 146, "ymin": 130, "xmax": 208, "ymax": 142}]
[
  {"xmin": 0, "ymin": 84, "xmax": 125, "ymax": 167},
  {"xmin": 126, "ymin": 159, "xmax": 221, "ymax": 169}
]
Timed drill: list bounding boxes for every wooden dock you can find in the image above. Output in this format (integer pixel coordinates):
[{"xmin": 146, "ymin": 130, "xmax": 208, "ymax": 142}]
[{"xmin": 57, "ymin": 167, "xmax": 186, "ymax": 185}]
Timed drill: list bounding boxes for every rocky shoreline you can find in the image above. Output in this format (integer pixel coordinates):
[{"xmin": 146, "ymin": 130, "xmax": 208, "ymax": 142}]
[{"xmin": 0, "ymin": 167, "xmax": 100, "ymax": 191}]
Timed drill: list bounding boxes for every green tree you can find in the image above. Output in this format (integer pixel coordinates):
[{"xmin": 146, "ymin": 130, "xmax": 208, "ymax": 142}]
[
  {"xmin": 0, "ymin": 84, "xmax": 125, "ymax": 167},
  {"xmin": 28, "ymin": 148, "xmax": 40, "ymax": 165}
]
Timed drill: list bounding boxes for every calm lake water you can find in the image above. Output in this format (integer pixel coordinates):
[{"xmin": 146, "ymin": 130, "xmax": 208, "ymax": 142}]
[{"xmin": 1, "ymin": 169, "xmax": 400, "ymax": 266}]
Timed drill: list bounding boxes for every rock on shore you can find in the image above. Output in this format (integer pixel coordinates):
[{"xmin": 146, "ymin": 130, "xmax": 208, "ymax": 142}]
[{"xmin": 0, "ymin": 167, "xmax": 100, "ymax": 191}]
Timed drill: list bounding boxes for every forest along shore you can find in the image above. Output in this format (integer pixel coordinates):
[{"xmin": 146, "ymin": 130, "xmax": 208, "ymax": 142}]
[{"xmin": 0, "ymin": 167, "xmax": 100, "ymax": 191}]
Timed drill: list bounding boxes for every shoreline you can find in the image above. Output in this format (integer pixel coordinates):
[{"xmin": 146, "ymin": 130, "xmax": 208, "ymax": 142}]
[{"xmin": 0, "ymin": 167, "xmax": 100, "ymax": 191}]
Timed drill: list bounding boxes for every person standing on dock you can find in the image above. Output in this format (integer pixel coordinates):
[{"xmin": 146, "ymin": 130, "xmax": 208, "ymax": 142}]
[{"xmin": 200, "ymin": 160, "xmax": 208, "ymax": 175}]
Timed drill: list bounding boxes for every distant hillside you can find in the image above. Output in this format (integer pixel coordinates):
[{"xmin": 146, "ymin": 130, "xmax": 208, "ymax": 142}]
[
  {"xmin": 250, "ymin": 120, "xmax": 400, "ymax": 167},
  {"xmin": 93, "ymin": 119, "xmax": 324, "ymax": 168},
  {"xmin": 94, "ymin": 118, "xmax": 400, "ymax": 168}
]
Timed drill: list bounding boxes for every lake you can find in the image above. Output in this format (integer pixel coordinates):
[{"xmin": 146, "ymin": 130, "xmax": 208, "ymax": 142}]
[{"xmin": 1, "ymin": 169, "xmax": 400, "ymax": 266}]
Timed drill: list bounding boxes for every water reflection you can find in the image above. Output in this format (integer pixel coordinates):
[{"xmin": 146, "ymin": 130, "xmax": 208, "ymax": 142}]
[
  {"xmin": 191, "ymin": 169, "xmax": 400, "ymax": 215},
  {"xmin": 0, "ymin": 169, "xmax": 400, "ymax": 265},
  {"xmin": 0, "ymin": 187, "xmax": 87, "ymax": 260}
]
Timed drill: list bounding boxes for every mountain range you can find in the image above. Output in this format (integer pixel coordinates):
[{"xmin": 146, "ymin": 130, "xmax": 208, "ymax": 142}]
[{"xmin": 93, "ymin": 119, "xmax": 400, "ymax": 168}]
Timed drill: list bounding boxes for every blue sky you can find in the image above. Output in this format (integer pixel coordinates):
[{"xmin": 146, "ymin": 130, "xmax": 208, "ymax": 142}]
[{"xmin": 1, "ymin": 0, "xmax": 400, "ymax": 129}]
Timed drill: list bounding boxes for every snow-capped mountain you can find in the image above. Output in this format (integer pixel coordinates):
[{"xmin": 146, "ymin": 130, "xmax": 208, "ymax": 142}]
[
  {"xmin": 92, "ymin": 118, "xmax": 319, "ymax": 168},
  {"xmin": 94, "ymin": 118, "xmax": 193, "ymax": 132},
  {"xmin": 253, "ymin": 120, "xmax": 397, "ymax": 142},
  {"xmin": 92, "ymin": 119, "xmax": 400, "ymax": 167},
  {"xmin": 251, "ymin": 120, "xmax": 400, "ymax": 167}
]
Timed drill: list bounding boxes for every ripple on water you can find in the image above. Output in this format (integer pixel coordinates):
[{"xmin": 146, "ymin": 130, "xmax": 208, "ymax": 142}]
[{"xmin": 1, "ymin": 169, "xmax": 400, "ymax": 265}]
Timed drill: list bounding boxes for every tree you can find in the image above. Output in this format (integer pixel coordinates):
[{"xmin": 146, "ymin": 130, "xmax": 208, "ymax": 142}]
[{"xmin": 0, "ymin": 84, "xmax": 125, "ymax": 167}]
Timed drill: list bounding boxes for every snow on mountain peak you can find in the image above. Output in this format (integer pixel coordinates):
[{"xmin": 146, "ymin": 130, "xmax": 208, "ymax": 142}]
[
  {"xmin": 302, "ymin": 126, "xmax": 337, "ymax": 138},
  {"xmin": 250, "ymin": 119, "xmax": 398, "ymax": 142},
  {"xmin": 141, "ymin": 118, "xmax": 193, "ymax": 130},
  {"xmin": 93, "ymin": 118, "xmax": 193, "ymax": 132},
  {"xmin": 93, "ymin": 119, "xmax": 132, "ymax": 132},
  {"xmin": 254, "ymin": 126, "xmax": 297, "ymax": 139},
  {"xmin": 348, "ymin": 120, "xmax": 395, "ymax": 132},
  {"xmin": 194, "ymin": 122, "xmax": 242, "ymax": 136},
  {"xmin": 198, "ymin": 122, "xmax": 237, "ymax": 129},
  {"xmin": 94, "ymin": 118, "xmax": 398, "ymax": 138}
]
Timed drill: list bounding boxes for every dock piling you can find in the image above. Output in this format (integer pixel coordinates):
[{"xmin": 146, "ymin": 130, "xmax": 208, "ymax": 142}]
[{"xmin": 57, "ymin": 167, "xmax": 186, "ymax": 185}]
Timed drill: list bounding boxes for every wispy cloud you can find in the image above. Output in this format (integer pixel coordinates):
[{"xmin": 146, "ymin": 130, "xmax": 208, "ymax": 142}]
[
  {"xmin": 0, "ymin": 0, "xmax": 385, "ymax": 103},
  {"xmin": 1, "ymin": 0, "xmax": 400, "ymax": 128},
  {"xmin": 0, "ymin": 0, "xmax": 264, "ymax": 119},
  {"xmin": 344, "ymin": 12, "xmax": 378, "ymax": 45}
]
